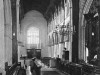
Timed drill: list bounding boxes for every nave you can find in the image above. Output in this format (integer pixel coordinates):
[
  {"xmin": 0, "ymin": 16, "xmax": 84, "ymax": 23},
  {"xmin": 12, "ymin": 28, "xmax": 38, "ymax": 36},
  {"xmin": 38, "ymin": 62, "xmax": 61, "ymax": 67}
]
[
  {"xmin": 10, "ymin": 62, "xmax": 67, "ymax": 75},
  {"xmin": 0, "ymin": 0, "xmax": 100, "ymax": 75},
  {"xmin": 7, "ymin": 57, "xmax": 100, "ymax": 75}
]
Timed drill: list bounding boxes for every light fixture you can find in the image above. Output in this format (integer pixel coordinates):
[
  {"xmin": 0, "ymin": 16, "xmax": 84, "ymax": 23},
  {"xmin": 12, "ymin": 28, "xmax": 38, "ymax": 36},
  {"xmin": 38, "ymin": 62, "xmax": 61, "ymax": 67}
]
[
  {"xmin": 13, "ymin": 33, "xmax": 15, "ymax": 36},
  {"xmin": 94, "ymin": 13, "xmax": 98, "ymax": 17},
  {"xmin": 92, "ymin": 32, "xmax": 94, "ymax": 36}
]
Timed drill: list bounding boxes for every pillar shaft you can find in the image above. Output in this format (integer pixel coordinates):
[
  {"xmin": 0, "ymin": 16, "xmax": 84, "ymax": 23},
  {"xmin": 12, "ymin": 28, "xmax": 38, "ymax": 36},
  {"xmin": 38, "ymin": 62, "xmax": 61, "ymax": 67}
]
[
  {"xmin": 11, "ymin": 0, "xmax": 18, "ymax": 63},
  {"xmin": 97, "ymin": 6, "xmax": 100, "ymax": 67}
]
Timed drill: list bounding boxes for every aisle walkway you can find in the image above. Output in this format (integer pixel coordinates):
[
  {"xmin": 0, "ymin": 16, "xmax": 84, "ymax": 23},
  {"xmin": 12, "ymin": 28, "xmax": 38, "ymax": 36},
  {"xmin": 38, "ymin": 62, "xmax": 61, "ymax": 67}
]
[
  {"xmin": 41, "ymin": 67, "xmax": 67, "ymax": 75},
  {"xmin": 24, "ymin": 59, "xmax": 68, "ymax": 75}
]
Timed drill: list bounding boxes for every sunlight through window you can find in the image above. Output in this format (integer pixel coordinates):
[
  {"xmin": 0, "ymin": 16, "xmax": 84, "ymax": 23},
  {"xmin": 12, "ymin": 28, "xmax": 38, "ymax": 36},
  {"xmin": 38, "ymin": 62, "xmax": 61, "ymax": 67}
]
[{"xmin": 27, "ymin": 27, "xmax": 39, "ymax": 44}]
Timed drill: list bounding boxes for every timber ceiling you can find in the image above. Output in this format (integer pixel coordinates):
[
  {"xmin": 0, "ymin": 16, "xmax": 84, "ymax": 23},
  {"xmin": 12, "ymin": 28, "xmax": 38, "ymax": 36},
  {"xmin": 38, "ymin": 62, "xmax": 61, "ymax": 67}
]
[{"xmin": 20, "ymin": 0, "xmax": 62, "ymax": 21}]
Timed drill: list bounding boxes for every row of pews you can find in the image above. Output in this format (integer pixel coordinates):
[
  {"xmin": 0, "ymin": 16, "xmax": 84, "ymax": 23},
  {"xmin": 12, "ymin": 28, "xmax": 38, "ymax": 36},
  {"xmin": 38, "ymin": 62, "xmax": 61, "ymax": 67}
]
[
  {"xmin": 5, "ymin": 62, "xmax": 26, "ymax": 75},
  {"xmin": 56, "ymin": 58, "xmax": 100, "ymax": 75}
]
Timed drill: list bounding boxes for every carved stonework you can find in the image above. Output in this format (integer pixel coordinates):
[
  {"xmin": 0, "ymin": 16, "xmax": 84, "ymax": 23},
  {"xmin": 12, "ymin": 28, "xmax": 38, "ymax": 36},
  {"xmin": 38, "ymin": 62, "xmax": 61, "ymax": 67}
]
[
  {"xmin": 89, "ymin": 0, "xmax": 100, "ymax": 14},
  {"xmin": 86, "ymin": 0, "xmax": 100, "ymax": 65},
  {"xmin": 79, "ymin": 0, "xmax": 87, "ymax": 9},
  {"xmin": 79, "ymin": 0, "xmax": 100, "ymax": 61}
]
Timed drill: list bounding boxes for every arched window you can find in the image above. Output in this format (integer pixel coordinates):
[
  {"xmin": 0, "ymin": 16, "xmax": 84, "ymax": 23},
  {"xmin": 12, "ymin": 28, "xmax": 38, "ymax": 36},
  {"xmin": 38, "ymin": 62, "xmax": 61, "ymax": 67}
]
[{"xmin": 27, "ymin": 27, "xmax": 39, "ymax": 44}]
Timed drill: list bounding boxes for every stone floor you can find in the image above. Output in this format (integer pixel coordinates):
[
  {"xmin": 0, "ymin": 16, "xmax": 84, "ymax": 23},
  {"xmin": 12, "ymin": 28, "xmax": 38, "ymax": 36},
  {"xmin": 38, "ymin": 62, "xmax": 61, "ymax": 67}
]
[
  {"xmin": 41, "ymin": 67, "xmax": 68, "ymax": 75},
  {"xmin": 24, "ymin": 59, "xmax": 68, "ymax": 75}
]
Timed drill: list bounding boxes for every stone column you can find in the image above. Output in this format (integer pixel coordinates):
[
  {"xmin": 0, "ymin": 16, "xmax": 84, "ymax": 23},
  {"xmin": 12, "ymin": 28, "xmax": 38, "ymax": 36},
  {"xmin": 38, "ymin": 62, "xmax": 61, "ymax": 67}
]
[
  {"xmin": 0, "ymin": 0, "xmax": 5, "ymax": 75},
  {"xmin": 4, "ymin": 0, "xmax": 12, "ymax": 66},
  {"xmin": 72, "ymin": 0, "xmax": 79, "ymax": 63},
  {"xmin": 97, "ymin": 6, "xmax": 100, "ymax": 67},
  {"xmin": 11, "ymin": 0, "xmax": 18, "ymax": 63}
]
